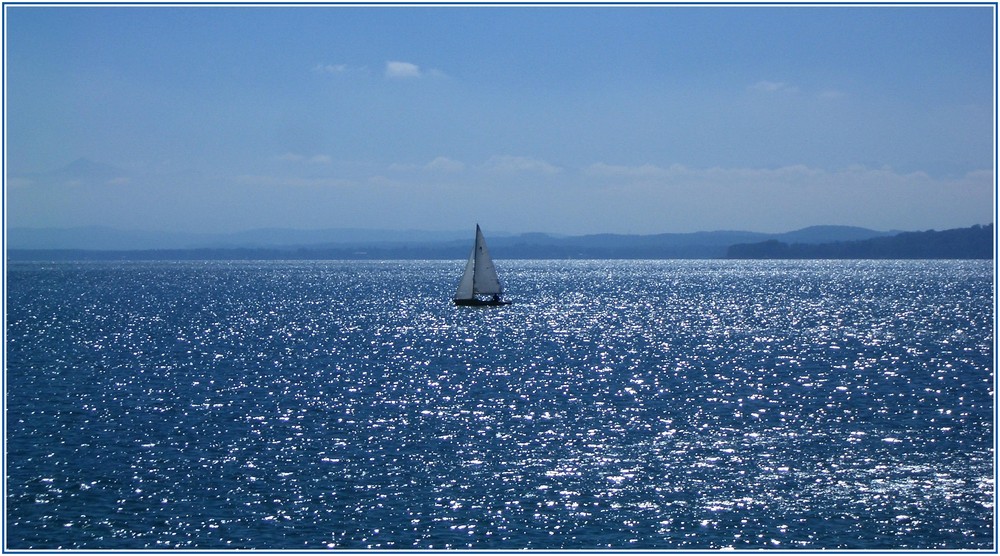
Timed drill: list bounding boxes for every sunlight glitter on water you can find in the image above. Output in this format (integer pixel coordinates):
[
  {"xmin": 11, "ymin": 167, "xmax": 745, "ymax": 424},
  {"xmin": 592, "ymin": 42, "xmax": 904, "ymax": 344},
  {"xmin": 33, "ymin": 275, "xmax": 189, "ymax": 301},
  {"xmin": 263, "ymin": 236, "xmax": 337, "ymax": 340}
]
[{"xmin": 5, "ymin": 260, "xmax": 994, "ymax": 549}]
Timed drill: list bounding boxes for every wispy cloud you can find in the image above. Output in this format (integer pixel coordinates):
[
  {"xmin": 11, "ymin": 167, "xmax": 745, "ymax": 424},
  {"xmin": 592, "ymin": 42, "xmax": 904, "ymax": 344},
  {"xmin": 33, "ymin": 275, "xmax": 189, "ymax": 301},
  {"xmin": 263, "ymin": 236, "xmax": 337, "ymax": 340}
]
[
  {"xmin": 424, "ymin": 156, "xmax": 465, "ymax": 172},
  {"xmin": 313, "ymin": 63, "xmax": 371, "ymax": 78},
  {"xmin": 750, "ymin": 80, "xmax": 799, "ymax": 94},
  {"xmin": 484, "ymin": 155, "xmax": 561, "ymax": 175},
  {"xmin": 384, "ymin": 60, "xmax": 447, "ymax": 79},
  {"xmin": 385, "ymin": 61, "xmax": 422, "ymax": 79}
]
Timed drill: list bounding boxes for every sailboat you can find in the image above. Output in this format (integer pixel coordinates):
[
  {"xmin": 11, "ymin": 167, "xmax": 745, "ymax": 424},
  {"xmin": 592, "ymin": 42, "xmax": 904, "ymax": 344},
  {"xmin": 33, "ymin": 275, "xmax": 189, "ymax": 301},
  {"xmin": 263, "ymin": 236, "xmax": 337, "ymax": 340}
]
[{"xmin": 454, "ymin": 224, "xmax": 510, "ymax": 306}]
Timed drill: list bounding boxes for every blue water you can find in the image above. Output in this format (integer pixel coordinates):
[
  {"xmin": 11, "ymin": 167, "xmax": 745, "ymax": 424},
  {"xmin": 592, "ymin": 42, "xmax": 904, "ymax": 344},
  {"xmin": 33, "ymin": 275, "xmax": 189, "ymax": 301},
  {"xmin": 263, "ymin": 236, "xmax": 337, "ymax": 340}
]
[{"xmin": 5, "ymin": 260, "xmax": 994, "ymax": 549}]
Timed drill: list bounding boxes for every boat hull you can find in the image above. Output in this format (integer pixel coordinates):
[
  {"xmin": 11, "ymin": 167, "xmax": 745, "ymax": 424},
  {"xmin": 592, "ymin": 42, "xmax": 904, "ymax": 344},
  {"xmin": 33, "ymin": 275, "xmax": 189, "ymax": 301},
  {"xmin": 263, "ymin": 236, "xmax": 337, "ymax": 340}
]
[{"xmin": 454, "ymin": 298, "xmax": 511, "ymax": 307}]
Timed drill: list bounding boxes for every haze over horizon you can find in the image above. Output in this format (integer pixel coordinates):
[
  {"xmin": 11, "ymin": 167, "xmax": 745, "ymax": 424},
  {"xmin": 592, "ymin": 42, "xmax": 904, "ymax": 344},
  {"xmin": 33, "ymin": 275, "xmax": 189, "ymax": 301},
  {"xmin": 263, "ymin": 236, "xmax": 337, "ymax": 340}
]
[
  {"xmin": 5, "ymin": 5, "xmax": 995, "ymax": 236},
  {"xmin": 4, "ymin": 221, "xmax": 938, "ymax": 241}
]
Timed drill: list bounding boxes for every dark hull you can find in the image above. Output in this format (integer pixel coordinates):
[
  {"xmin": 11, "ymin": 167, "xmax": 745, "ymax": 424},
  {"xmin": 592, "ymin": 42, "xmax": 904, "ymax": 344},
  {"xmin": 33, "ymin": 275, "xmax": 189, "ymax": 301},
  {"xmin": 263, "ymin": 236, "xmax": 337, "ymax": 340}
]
[{"xmin": 454, "ymin": 298, "xmax": 511, "ymax": 307}]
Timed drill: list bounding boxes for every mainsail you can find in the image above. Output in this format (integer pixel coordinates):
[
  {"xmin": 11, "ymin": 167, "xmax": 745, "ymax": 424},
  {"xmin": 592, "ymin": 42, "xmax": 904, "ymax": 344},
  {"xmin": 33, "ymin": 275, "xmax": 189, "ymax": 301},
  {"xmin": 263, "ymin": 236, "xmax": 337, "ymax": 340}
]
[{"xmin": 454, "ymin": 225, "xmax": 504, "ymax": 303}]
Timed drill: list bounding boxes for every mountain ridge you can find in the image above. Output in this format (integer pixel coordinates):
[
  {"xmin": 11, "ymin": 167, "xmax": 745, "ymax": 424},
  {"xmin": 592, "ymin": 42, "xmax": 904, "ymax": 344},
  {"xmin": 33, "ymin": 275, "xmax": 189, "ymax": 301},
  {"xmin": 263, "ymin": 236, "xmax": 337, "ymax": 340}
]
[
  {"xmin": 14, "ymin": 224, "xmax": 986, "ymax": 260},
  {"xmin": 7, "ymin": 224, "xmax": 895, "ymax": 252}
]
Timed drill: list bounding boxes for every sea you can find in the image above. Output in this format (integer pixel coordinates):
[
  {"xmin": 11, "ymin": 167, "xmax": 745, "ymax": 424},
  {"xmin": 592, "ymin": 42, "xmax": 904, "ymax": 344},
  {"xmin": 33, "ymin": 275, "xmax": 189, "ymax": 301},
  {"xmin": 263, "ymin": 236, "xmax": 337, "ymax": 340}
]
[{"xmin": 4, "ymin": 259, "xmax": 995, "ymax": 550}]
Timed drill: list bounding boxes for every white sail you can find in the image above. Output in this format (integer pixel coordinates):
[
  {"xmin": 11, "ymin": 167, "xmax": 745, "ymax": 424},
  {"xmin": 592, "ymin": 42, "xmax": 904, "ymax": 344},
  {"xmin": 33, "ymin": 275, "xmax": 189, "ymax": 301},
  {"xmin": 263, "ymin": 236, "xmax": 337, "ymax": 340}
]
[
  {"xmin": 454, "ymin": 248, "xmax": 476, "ymax": 299},
  {"xmin": 454, "ymin": 224, "xmax": 503, "ymax": 300},
  {"xmin": 471, "ymin": 225, "xmax": 502, "ymax": 295}
]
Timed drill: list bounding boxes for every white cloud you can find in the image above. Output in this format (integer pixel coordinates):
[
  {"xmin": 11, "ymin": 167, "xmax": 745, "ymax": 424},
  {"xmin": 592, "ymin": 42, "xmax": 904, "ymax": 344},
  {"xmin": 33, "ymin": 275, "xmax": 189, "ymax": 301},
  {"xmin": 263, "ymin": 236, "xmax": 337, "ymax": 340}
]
[
  {"xmin": 750, "ymin": 80, "xmax": 799, "ymax": 94},
  {"xmin": 313, "ymin": 63, "xmax": 371, "ymax": 77},
  {"xmin": 484, "ymin": 155, "xmax": 561, "ymax": 175},
  {"xmin": 425, "ymin": 156, "xmax": 465, "ymax": 172},
  {"xmin": 385, "ymin": 61, "xmax": 422, "ymax": 79}
]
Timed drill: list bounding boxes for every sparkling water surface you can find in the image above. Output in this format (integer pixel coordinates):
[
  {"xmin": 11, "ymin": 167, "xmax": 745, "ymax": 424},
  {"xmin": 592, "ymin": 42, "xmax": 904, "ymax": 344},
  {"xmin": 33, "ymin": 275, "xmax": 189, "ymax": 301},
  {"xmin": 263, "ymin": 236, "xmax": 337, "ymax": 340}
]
[{"xmin": 5, "ymin": 260, "xmax": 994, "ymax": 549}]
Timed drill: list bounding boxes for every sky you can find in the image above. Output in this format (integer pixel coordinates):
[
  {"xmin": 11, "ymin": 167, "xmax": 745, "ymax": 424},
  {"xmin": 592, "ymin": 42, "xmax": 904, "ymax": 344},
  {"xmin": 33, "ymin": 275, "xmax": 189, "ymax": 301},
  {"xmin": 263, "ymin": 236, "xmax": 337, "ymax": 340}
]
[{"xmin": 4, "ymin": 4, "xmax": 996, "ymax": 235}]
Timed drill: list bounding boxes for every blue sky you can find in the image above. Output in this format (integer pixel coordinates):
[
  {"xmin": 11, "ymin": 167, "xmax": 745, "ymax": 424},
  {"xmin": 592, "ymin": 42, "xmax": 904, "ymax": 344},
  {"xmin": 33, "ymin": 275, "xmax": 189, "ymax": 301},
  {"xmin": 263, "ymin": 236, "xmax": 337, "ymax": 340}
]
[{"xmin": 5, "ymin": 5, "xmax": 995, "ymax": 235}]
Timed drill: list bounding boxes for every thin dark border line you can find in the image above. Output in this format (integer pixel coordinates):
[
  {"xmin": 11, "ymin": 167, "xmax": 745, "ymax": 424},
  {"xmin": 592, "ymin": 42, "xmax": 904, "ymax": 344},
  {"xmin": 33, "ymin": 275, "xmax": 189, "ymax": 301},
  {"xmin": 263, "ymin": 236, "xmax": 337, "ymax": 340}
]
[{"xmin": 0, "ymin": 2, "xmax": 998, "ymax": 6}]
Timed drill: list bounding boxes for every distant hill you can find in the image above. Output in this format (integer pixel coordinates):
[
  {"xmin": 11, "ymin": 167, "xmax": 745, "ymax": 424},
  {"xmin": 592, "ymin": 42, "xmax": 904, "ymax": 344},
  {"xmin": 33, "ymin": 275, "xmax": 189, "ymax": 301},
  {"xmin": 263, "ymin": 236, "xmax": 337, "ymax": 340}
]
[
  {"xmin": 6, "ymin": 224, "xmax": 909, "ymax": 261},
  {"xmin": 727, "ymin": 224, "xmax": 993, "ymax": 259}
]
